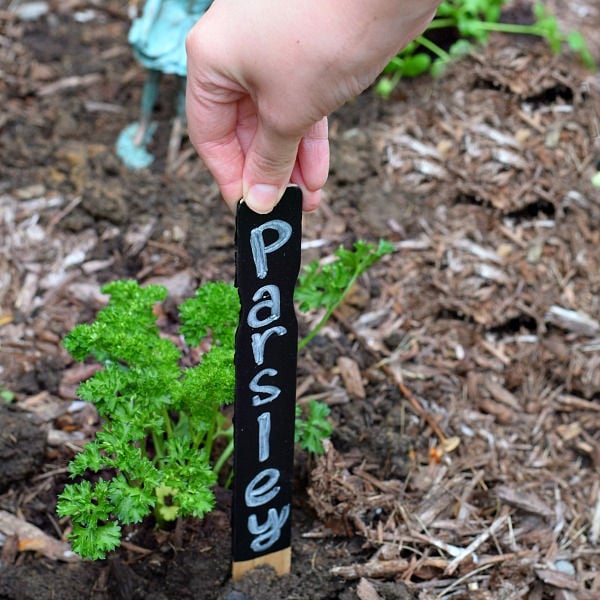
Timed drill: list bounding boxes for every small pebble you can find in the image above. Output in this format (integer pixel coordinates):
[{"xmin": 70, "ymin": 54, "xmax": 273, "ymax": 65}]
[
  {"xmin": 12, "ymin": 1, "xmax": 49, "ymax": 21},
  {"xmin": 554, "ymin": 560, "xmax": 575, "ymax": 575},
  {"xmin": 68, "ymin": 400, "xmax": 88, "ymax": 413}
]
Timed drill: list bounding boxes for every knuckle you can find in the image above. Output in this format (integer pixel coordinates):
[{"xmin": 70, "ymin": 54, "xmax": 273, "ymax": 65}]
[{"xmin": 250, "ymin": 145, "xmax": 294, "ymax": 175}]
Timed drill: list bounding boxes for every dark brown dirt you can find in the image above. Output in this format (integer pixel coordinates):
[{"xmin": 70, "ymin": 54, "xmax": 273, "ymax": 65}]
[
  {"xmin": 1, "ymin": 1, "xmax": 599, "ymax": 599},
  {"xmin": 0, "ymin": 405, "xmax": 46, "ymax": 493}
]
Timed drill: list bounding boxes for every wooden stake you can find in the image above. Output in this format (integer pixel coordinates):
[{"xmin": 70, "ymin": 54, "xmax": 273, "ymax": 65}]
[
  {"xmin": 232, "ymin": 547, "xmax": 292, "ymax": 580},
  {"xmin": 232, "ymin": 187, "xmax": 302, "ymax": 579}
]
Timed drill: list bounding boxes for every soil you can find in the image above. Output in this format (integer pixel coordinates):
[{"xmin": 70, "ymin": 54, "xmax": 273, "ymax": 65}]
[{"xmin": 1, "ymin": 1, "xmax": 599, "ymax": 599}]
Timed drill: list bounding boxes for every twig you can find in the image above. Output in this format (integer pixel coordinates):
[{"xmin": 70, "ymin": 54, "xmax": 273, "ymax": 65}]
[
  {"xmin": 557, "ymin": 394, "xmax": 600, "ymax": 412},
  {"xmin": 167, "ymin": 146, "xmax": 197, "ymax": 175},
  {"xmin": 120, "ymin": 540, "xmax": 153, "ymax": 555},
  {"xmin": 31, "ymin": 466, "xmax": 72, "ymax": 482},
  {"xmin": 331, "ymin": 557, "xmax": 456, "ymax": 580},
  {"xmin": 384, "ymin": 361, "xmax": 449, "ymax": 444},
  {"xmin": 436, "ymin": 563, "xmax": 494, "ymax": 599},
  {"xmin": 46, "ymin": 196, "xmax": 82, "ymax": 234},
  {"xmin": 591, "ymin": 487, "xmax": 600, "ymax": 546},
  {"xmin": 408, "ymin": 530, "xmax": 463, "ymax": 558},
  {"xmin": 166, "ymin": 116, "xmax": 185, "ymax": 175},
  {"xmin": 146, "ymin": 239, "xmax": 191, "ymax": 260},
  {"xmin": 456, "ymin": 470, "xmax": 485, "ymax": 521},
  {"xmin": 477, "ymin": 550, "xmax": 536, "ymax": 567},
  {"xmin": 444, "ymin": 510, "xmax": 510, "ymax": 575},
  {"xmin": 37, "ymin": 74, "xmax": 102, "ymax": 96}
]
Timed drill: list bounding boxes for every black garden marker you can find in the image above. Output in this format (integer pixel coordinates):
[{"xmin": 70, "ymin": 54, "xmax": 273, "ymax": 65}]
[{"xmin": 232, "ymin": 186, "xmax": 302, "ymax": 579}]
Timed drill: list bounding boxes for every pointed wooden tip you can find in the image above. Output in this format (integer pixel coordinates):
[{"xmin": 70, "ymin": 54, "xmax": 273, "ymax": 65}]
[{"xmin": 231, "ymin": 547, "xmax": 291, "ymax": 581}]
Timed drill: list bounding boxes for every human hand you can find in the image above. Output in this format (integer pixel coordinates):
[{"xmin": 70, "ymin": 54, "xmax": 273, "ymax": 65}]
[{"xmin": 185, "ymin": 0, "xmax": 440, "ymax": 213}]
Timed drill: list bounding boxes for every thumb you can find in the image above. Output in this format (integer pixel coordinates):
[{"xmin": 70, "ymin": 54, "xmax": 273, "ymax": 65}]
[{"xmin": 242, "ymin": 120, "xmax": 301, "ymax": 214}]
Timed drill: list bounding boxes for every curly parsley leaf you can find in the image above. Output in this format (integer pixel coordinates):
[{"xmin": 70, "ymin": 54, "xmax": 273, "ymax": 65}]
[{"xmin": 179, "ymin": 281, "xmax": 240, "ymax": 347}]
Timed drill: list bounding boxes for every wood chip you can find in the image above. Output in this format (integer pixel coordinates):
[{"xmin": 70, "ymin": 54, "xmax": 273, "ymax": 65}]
[
  {"xmin": 357, "ymin": 578, "xmax": 383, "ymax": 600},
  {"xmin": 591, "ymin": 488, "xmax": 600, "ymax": 546},
  {"xmin": 557, "ymin": 395, "xmax": 600, "ymax": 412},
  {"xmin": 337, "ymin": 356, "xmax": 366, "ymax": 399},
  {"xmin": 545, "ymin": 306, "xmax": 600, "ymax": 336},
  {"xmin": 331, "ymin": 559, "xmax": 409, "ymax": 580},
  {"xmin": 37, "ymin": 73, "xmax": 102, "ymax": 96},
  {"xmin": 484, "ymin": 380, "xmax": 521, "ymax": 410},
  {"xmin": 18, "ymin": 391, "xmax": 70, "ymax": 422},
  {"xmin": 0, "ymin": 510, "xmax": 78, "ymax": 562},
  {"xmin": 494, "ymin": 486, "xmax": 553, "ymax": 519},
  {"xmin": 478, "ymin": 397, "xmax": 514, "ymax": 424},
  {"xmin": 15, "ymin": 272, "xmax": 38, "ymax": 314},
  {"xmin": 535, "ymin": 568, "xmax": 579, "ymax": 591}
]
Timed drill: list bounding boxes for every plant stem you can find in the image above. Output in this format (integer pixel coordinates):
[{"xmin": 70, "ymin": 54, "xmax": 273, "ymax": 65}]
[
  {"xmin": 473, "ymin": 21, "xmax": 545, "ymax": 35},
  {"xmin": 416, "ymin": 34, "xmax": 451, "ymax": 61},
  {"xmin": 298, "ymin": 271, "xmax": 363, "ymax": 351},
  {"xmin": 163, "ymin": 407, "xmax": 173, "ymax": 438},
  {"xmin": 425, "ymin": 18, "xmax": 459, "ymax": 30},
  {"xmin": 203, "ymin": 427, "xmax": 214, "ymax": 458},
  {"xmin": 213, "ymin": 435, "xmax": 234, "ymax": 477},
  {"xmin": 151, "ymin": 430, "xmax": 164, "ymax": 459}
]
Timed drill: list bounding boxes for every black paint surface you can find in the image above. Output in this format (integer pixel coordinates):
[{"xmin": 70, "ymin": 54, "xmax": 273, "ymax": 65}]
[{"xmin": 233, "ymin": 188, "xmax": 302, "ymax": 562}]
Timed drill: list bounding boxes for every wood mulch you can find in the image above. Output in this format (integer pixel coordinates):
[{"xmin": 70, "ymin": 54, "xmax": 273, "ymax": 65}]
[
  {"xmin": 297, "ymin": 38, "xmax": 600, "ymax": 599},
  {"xmin": 0, "ymin": 1, "xmax": 599, "ymax": 598}
]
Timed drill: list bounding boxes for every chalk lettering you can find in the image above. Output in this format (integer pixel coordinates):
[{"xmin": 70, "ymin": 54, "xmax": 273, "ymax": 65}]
[
  {"xmin": 257, "ymin": 412, "xmax": 271, "ymax": 462},
  {"xmin": 248, "ymin": 505, "xmax": 291, "ymax": 553},
  {"xmin": 250, "ymin": 220, "xmax": 292, "ymax": 279},
  {"xmin": 245, "ymin": 468, "xmax": 280, "ymax": 507},
  {"xmin": 249, "ymin": 368, "xmax": 280, "ymax": 406},
  {"xmin": 247, "ymin": 284, "xmax": 281, "ymax": 328},
  {"xmin": 251, "ymin": 326, "xmax": 286, "ymax": 366}
]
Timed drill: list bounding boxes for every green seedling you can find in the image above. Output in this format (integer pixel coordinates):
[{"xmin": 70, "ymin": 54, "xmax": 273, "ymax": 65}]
[
  {"xmin": 1, "ymin": 387, "xmax": 14, "ymax": 403},
  {"xmin": 57, "ymin": 240, "xmax": 391, "ymax": 559},
  {"xmin": 295, "ymin": 400, "xmax": 333, "ymax": 455},
  {"xmin": 376, "ymin": 1, "xmax": 596, "ymax": 97},
  {"xmin": 296, "ymin": 239, "xmax": 394, "ymax": 349}
]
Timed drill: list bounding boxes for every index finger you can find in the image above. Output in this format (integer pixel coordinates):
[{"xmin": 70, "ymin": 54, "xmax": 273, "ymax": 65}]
[{"xmin": 185, "ymin": 74, "xmax": 246, "ymax": 210}]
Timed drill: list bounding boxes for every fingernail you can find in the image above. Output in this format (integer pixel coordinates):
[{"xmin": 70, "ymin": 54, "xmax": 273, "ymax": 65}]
[{"xmin": 245, "ymin": 184, "xmax": 281, "ymax": 214}]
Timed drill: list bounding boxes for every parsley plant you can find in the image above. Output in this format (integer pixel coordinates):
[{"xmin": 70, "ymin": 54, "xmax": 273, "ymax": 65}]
[
  {"xmin": 57, "ymin": 280, "xmax": 237, "ymax": 559},
  {"xmin": 58, "ymin": 240, "xmax": 391, "ymax": 559}
]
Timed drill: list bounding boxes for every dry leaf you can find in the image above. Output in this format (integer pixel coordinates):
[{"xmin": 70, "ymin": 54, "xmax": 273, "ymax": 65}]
[{"xmin": 0, "ymin": 510, "xmax": 78, "ymax": 562}]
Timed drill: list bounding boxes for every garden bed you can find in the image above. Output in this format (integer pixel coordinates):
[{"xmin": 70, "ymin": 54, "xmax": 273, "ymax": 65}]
[{"xmin": 0, "ymin": 1, "xmax": 599, "ymax": 598}]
